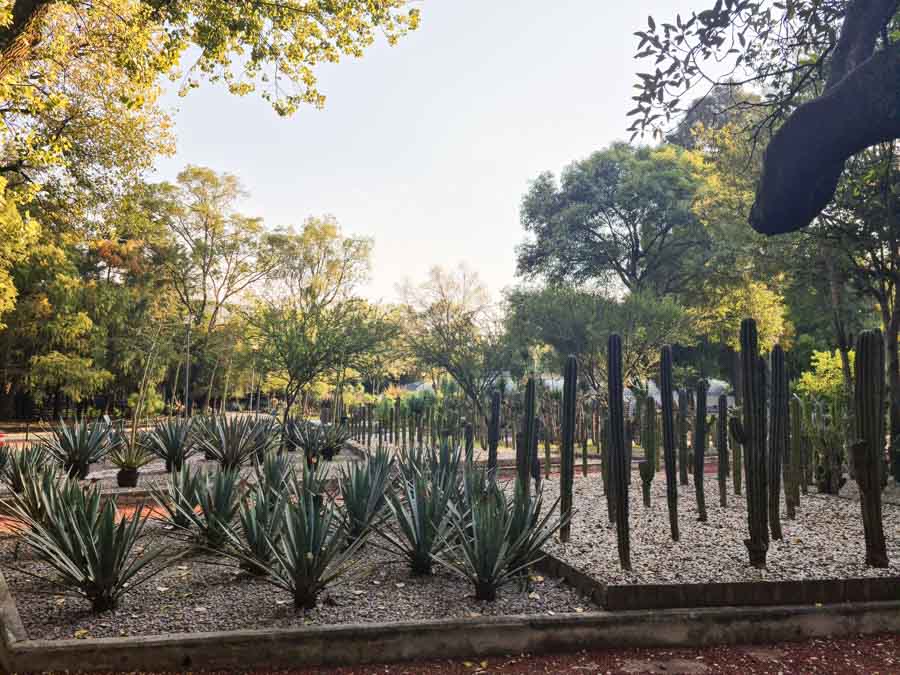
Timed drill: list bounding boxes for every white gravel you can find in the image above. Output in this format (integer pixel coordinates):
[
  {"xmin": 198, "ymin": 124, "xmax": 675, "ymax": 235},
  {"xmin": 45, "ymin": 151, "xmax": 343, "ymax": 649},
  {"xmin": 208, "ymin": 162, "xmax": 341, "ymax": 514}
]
[{"xmin": 542, "ymin": 472, "xmax": 900, "ymax": 584}]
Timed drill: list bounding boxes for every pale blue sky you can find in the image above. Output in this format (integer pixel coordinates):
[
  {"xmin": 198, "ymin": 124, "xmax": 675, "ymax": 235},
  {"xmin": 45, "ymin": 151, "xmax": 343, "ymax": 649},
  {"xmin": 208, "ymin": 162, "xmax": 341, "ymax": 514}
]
[{"xmin": 154, "ymin": 0, "xmax": 698, "ymax": 302}]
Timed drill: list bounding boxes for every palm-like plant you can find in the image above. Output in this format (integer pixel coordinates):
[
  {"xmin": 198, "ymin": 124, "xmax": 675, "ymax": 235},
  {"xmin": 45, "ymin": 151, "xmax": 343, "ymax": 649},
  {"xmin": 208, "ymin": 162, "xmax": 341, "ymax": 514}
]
[
  {"xmin": 41, "ymin": 417, "xmax": 111, "ymax": 478},
  {"xmin": 145, "ymin": 417, "xmax": 195, "ymax": 472},
  {"xmin": 436, "ymin": 477, "xmax": 566, "ymax": 601},
  {"xmin": 194, "ymin": 416, "xmax": 276, "ymax": 471},
  {"xmin": 262, "ymin": 479, "xmax": 361, "ymax": 608},
  {"xmin": 338, "ymin": 447, "xmax": 394, "ymax": 545},
  {"xmin": 379, "ymin": 473, "xmax": 454, "ymax": 575},
  {"xmin": 9, "ymin": 480, "xmax": 165, "ymax": 612},
  {"xmin": 150, "ymin": 464, "xmax": 202, "ymax": 531},
  {"xmin": 3, "ymin": 444, "xmax": 48, "ymax": 493}
]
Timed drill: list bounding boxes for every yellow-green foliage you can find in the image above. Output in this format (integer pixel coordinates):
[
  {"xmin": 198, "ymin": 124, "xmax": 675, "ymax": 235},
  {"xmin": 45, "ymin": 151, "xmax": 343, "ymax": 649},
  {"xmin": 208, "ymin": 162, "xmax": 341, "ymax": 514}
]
[{"xmin": 796, "ymin": 349, "xmax": 853, "ymax": 404}]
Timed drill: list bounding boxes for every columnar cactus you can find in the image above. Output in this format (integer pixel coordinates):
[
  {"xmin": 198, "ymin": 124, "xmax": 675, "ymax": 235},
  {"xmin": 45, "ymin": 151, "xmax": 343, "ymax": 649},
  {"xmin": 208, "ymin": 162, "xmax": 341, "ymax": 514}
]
[
  {"xmin": 731, "ymin": 410, "xmax": 742, "ymax": 496},
  {"xmin": 488, "ymin": 390, "xmax": 501, "ymax": 473},
  {"xmin": 768, "ymin": 344, "xmax": 787, "ymax": 541},
  {"xmin": 853, "ymin": 329, "xmax": 889, "ymax": 567},
  {"xmin": 677, "ymin": 390, "xmax": 689, "ymax": 485},
  {"xmin": 639, "ymin": 394, "xmax": 656, "ymax": 507},
  {"xmin": 600, "ymin": 411, "xmax": 615, "ymax": 523},
  {"xmin": 519, "ymin": 378, "xmax": 537, "ymax": 495},
  {"xmin": 580, "ymin": 403, "xmax": 589, "ymax": 477},
  {"xmin": 731, "ymin": 318, "xmax": 769, "ymax": 568},
  {"xmin": 786, "ymin": 395, "xmax": 802, "ymax": 519},
  {"xmin": 608, "ymin": 334, "xmax": 631, "ymax": 570},
  {"xmin": 717, "ymin": 394, "xmax": 729, "ymax": 508},
  {"xmin": 394, "ymin": 398, "xmax": 401, "ymax": 447},
  {"xmin": 660, "ymin": 345, "xmax": 680, "ymax": 541},
  {"xmin": 560, "ymin": 355, "xmax": 577, "ymax": 542},
  {"xmin": 464, "ymin": 421, "xmax": 474, "ymax": 462},
  {"xmin": 694, "ymin": 380, "xmax": 709, "ymax": 522},
  {"xmin": 366, "ymin": 405, "xmax": 373, "ymax": 449}
]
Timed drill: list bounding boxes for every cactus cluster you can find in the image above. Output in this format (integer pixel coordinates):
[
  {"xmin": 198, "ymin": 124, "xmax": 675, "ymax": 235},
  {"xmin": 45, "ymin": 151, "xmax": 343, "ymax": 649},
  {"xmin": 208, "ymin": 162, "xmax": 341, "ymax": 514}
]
[{"xmin": 638, "ymin": 394, "xmax": 657, "ymax": 508}]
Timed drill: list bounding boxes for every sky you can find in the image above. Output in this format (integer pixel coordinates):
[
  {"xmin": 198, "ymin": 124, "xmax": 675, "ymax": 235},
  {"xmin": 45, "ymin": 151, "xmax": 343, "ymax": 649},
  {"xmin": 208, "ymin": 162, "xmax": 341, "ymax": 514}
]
[{"xmin": 154, "ymin": 0, "xmax": 700, "ymax": 303}]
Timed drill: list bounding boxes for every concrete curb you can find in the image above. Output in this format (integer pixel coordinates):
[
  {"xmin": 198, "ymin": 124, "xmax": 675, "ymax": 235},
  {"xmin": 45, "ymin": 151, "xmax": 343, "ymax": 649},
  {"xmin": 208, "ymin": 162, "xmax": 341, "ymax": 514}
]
[{"xmin": 4, "ymin": 598, "xmax": 900, "ymax": 672}]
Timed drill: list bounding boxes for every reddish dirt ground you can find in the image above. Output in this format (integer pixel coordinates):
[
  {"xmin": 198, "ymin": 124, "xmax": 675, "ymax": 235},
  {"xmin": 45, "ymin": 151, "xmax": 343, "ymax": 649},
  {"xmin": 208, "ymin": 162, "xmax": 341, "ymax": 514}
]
[{"xmin": 92, "ymin": 633, "xmax": 900, "ymax": 674}]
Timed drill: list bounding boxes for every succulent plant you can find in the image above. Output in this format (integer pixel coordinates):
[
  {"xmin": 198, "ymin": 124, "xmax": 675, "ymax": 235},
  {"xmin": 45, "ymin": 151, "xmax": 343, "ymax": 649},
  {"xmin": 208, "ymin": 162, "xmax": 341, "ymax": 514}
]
[
  {"xmin": 145, "ymin": 417, "xmax": 195, "ymax": 472},
  {"xmin": 560, "ymin": 355, "xmax": 577, "ymax": 542},
  {"xmin": 659, "ymin": 346, "xmax": 679, "ymax": 541},
  {"xmin": 608, "ymin": 334, "xmax": 630, "ymax": 571},
  {"xmin": 41, "ymin": 417, "xmax": 111, "ymax": 479}
]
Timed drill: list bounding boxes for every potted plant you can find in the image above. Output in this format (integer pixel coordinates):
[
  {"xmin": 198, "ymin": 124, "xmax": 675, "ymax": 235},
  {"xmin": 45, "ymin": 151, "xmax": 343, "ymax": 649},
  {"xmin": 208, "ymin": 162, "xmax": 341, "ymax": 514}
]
[{"xmin": 109, "ymin": 441, "xmax": 154, "ymax": 488}]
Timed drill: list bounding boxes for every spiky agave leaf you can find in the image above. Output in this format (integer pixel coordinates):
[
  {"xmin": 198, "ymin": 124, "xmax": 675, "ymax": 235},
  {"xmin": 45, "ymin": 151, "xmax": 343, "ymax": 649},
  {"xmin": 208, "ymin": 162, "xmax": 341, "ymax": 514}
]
[
  {"xmin": 254, "ymin": 450, "xmax": 293, "ymax": 497},
  {"xmin": 194, "ymin": 416, "xmax": 276, "ymax": 471},
  {"xmin": 224, "ymin": 482, "xmax": 288, "ymax": 575}
]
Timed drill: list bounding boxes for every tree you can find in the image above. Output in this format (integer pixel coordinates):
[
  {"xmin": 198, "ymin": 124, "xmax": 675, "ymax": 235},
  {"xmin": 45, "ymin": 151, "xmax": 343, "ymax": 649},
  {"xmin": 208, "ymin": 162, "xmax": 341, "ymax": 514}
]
[
  {"xmin": 630, "ymin": 0, "xmax": 900, "ymax": 235},
  {"xmin": 249, "ymin": 217, "xmax": 380, "ymax": 425},
  {"xmin": 402, "ymin": 264, "xmax": 510, "ymax": 427},
  {"xmin": 505, "ymin": 284, "xmax": 695, "ymax": 394},
  {"xmin": 517, "ymin": 143, "xmax": 711, "ymax": 296},
  {"xmin": 0, "ymin": 0, "xmax": 419, "ymax": 115}
]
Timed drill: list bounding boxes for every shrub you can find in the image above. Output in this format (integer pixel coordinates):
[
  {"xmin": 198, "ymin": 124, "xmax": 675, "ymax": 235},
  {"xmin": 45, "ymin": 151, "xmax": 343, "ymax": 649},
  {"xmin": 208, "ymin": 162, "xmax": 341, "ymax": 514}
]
[
  {"xmin": 145, "ymin": 417, "xmax": 195, "ymax": 472},
  {"xmin": 379, "ymin": 472, "xmax": 454, "ymax": 575},
  {"xmin": 10, "ymin": 480, "xmax": 165, "ymax": 612},
  {"xmin": 338, "ymin": 447, "xmax": 394, "ymax": 544},
  {"xmin": 41, "ymin": 417, "xmax": 111, "ymax": 478},
  {"xmin": 194, "ymin": 416, "xmax": 276, "ymax": 471}
]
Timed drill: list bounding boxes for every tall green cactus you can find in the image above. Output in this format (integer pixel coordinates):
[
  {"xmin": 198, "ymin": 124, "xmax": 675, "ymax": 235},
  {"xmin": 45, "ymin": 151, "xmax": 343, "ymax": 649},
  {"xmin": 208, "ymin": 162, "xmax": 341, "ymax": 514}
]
[
  {"xmin": 768, "ymin": 344, "xmax": 787, "ymax": 541},
  {"xmin": 717, "ymin": 394, "xmax": 729, "ymax": 508},
  {"xmin": 731, "ymin": 409, "xmax": 742, "ymax": 496},
  {"xmin": 608, "ymin": 334, "xmax": 630, "ymax": 570},
  {"xmin": 853, "ymin": 329, "xmax": 889, "ymax": 567},
  {"xmin": 519, "ymin": 378, "xmax": 537, "ymax": 496},
  {"xmin": 659, "ymin": 346, "xmax": 680, "ymax": 540},
  {"xmin": 786, "ymin": 395, "xmax": 802, "ymax": 519},
  {"xmin": 601, "ymin": 410, "xmax": 615, "ymax": 523},
  {"xmin": 731, "ymin": 318, "xmax": 769, "ymax": 568},
  {"xmin": 694, "ymin": 380, "xmax": 708, "ymax": 522},
  {"xmin": 464, "ymin": 421, "xmax": 474, "ymax": 462},
  {"xmin": 639, "ymin": 394, "xmax": 656, "ymax": 507},
  {"xmin": 560, "ymin": 355, "xmax": 577, "ymax": 542},
  {"xmin": 488, "ymin": 390, "xmax": 501, "ymax": 473},
  {"xmin": 677, "ymin": 390, "xmax": 689, "ymax": 485},
  {"xmin": 582, "ymin": 402, "xmax": 590, "ymax": 477}
]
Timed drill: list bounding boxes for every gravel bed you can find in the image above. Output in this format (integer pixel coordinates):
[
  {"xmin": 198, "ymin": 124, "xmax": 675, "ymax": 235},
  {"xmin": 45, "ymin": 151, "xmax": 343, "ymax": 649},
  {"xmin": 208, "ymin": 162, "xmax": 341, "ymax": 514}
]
[
  {"xmin": 542, "ymin": 472, "xmax": 900, "ymax": 584},
  {"xmin": 2, "ymin": 523, "xmax": 594, "ymax": 641}
]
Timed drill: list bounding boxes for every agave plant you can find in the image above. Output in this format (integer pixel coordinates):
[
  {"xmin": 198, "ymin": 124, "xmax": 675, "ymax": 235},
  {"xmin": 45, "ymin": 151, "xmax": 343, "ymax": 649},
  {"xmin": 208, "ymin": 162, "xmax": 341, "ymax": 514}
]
[
  {"xmin": 254, "ymin": 450, "xmax": 293, "ymax": 497},
  {"xmin": 338, "ymin": 447, "xmax": 394, "ymax": 545},
  {"xmin": 150, "ymin": 464, "xmax": 202, "ymax": 531},
  {"xmin": 108, "ymin": 436, "xmax": 154, "ymax": 488},
  {"xmin": 260, "ymin": 478, "xmax": 361, "ymax": 608},
  {"xmin": 3, "ymin": 444, "xmax": 48, "ymax": 493},
  {"xmin": 10, "ymin": 463, "xmax": 64, "ymax": 527},
  {"xmin": 378, "ymin": 472, "xmax": 454, "ymax": 575},
  {"xmin": 320, "ymin": 423, "xmax": 351, "ymax": 461},
  {"xmin": 194, "ymin": 416, "xmax": 276, "ymax": 472},
  {"xmin": 177, "ymin": 469, "xmax": 244, "ymax": 549},
  {"xmin": 41, "ymin": 417, "xmax": 111, "ymax": 478},
  {"xmin": 226, "ymin": 482, "xmax": 287, "ymax": 575},
  {"xmin": 145, "ymin": 417, "xmax": 195, "ymax": 472},
  {"xmin": 453, "ymin": 477, "xmax": 566, "ymax": 601},
  {"xmin": 9, "ymin": 480, "xmax": 165, "ymax": 612}
]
